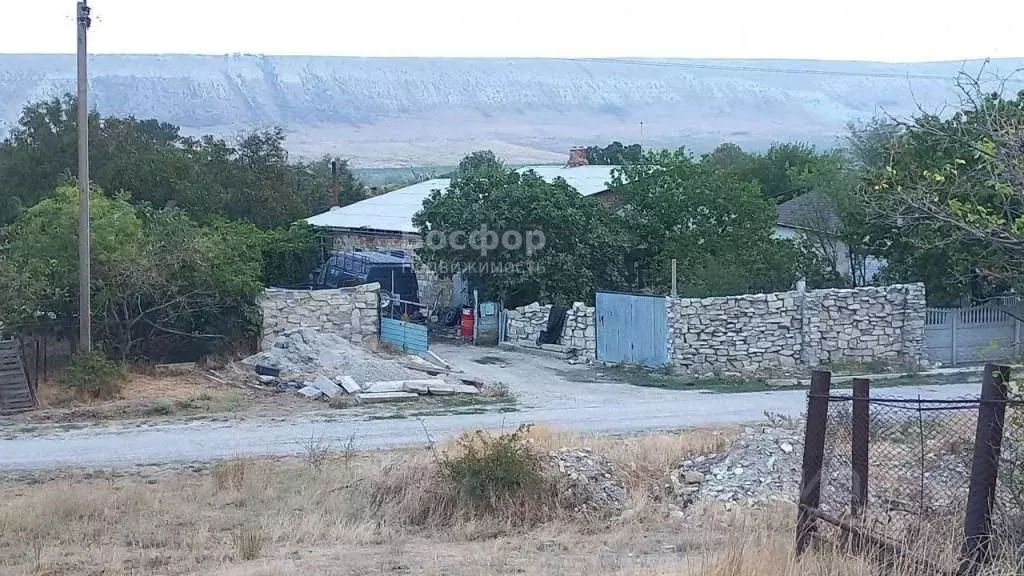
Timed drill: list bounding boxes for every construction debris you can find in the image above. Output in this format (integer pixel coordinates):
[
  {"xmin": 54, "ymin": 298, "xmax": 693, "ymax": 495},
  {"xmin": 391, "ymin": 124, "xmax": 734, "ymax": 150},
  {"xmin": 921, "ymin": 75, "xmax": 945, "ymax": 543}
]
[
  {"xmin": 356, "ymin": 391, "xmax": 420, "ymax": 403},
  {"xmin": 240, "ymin": 328, "xmax": 484, "ymax": 404}
]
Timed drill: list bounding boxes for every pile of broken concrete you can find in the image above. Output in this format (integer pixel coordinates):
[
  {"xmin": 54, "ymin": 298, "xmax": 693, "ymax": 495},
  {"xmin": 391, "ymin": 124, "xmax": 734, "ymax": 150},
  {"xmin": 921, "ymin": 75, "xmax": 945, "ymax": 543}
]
[{"xmin": 241, "ymin": 328, "xmax": 482, "ymax": 403}]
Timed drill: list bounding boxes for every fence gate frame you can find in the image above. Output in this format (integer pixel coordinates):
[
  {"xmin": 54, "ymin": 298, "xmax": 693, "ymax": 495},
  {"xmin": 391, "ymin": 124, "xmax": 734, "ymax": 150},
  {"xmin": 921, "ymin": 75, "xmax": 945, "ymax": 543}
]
[{"xmin": 595, "ymin": 291, "xmax": 669, "ymax": 368}]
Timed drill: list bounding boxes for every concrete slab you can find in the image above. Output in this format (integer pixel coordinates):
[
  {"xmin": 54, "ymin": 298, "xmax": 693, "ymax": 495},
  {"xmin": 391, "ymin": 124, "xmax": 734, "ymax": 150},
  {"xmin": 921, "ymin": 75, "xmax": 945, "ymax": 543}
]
[
  {"xmin": 298, "ymin": 386, "xmax": 324, "ymax": 399},
  {"xmin": 337, "ymin": 376, "xmax": 362, "ymax": 394},
  {"xmin": 364, "ymin": 381, "xmax": 406, "ymax": 394},
  {"xmin": 428, "ymin": 382, "xmax": 480, "ymax": 395},
  {"xmin": 312, "ymin": 375, "xmax": 343, "ymax": 398},
  {"xmin": 356, "ymin": 392, "xmax": 420, "ymax": 403},
  {"xmin": 402, "ymin": 379, "xmax": 445, "ymax": 394}
]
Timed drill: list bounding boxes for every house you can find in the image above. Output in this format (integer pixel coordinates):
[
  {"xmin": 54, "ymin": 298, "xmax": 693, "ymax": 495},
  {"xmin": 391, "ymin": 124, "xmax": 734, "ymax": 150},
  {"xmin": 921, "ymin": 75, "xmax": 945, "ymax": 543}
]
[
  {"xmin": 305, "ymin": 149, "xmax": 621, "ymax": 305},
  {"xmin": 774, "ymin": 192, "xmax": 883, "ymax": 285}
]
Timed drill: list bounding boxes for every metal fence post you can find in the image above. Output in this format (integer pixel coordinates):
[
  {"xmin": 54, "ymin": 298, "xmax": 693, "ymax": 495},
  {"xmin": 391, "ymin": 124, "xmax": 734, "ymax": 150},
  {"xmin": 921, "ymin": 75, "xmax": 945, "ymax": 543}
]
[
  {"xmin": 951, "ymin": 309, "xmax": 959, "ymax": 366},
  {"xmin": 851, "ymin": 378, "xmax": 870, "ymax": 520},
  {"xmin": 796, "ymin": 369, "xmax": 832, "ymax": 555},
  {"xmin": 958, "ymin": 363, "xmax": 1011, "ymax": 575}
]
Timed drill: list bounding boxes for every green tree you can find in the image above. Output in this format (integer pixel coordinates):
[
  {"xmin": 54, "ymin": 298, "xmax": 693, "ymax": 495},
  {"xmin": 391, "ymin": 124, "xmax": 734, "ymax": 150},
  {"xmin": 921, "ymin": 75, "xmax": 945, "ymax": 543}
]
[
  {"xmin": 859, "ymin": 82, "xmax": 1024, "ymax": 303},
  {"xmin": 0, "ymin": 95, "xmax": 364, "ymax": 229},
  {"xmin": 0, "ymin": 185, "xmax": 263, "ymax": 361},
  {"xmin": 585, "ymin": 142, "xmax": 643, "ymax": 165},
  {"xmin": 613, "ymin": 150, "xmax": 801, "ymax": 296},
  {"xmin": 414, "ymin": 151, "xmax": 622, "ymax": 306}
]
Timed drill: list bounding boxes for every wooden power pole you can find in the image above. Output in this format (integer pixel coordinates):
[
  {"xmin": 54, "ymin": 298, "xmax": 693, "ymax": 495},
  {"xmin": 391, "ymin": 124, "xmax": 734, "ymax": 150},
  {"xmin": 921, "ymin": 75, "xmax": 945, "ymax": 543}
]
[{"xmin": 77, "ymin": 0, "xmax": 92, "ymax": 352}]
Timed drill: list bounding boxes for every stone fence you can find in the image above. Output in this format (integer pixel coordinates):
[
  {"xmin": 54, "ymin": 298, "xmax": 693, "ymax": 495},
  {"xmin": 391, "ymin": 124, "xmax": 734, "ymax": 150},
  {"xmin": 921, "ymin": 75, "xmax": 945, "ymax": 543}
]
[
  {"xmin": 668, "ymin": 283, "xmax": 926, "ymax": 375},
  {"xmin": 260, "ymin": 283, "xmax": 380, "ymax": 349},
  {"xmin": 505, "ymin": 302, "xmax": 596, "ymax": 358}
]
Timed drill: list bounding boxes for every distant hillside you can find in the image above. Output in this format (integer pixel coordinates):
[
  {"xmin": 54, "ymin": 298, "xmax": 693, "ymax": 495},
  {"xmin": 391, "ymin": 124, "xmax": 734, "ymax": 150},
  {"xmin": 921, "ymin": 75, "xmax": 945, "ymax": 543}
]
[{"xmin": 1, "ymin": 55, "xmax": 1022, "ymax": 166}]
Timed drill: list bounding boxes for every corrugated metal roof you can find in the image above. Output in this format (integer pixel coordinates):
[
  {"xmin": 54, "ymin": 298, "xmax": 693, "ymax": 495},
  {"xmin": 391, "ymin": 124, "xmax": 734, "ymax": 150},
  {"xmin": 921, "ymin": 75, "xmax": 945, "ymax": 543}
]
[{"xmin": 306, "ymin": 166, "xmax": 620, "ymax": 233}]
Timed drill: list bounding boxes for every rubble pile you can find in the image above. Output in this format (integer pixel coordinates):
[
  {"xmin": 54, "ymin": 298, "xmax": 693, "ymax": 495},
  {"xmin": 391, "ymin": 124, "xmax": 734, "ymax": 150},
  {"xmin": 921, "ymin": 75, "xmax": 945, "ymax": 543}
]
[
  {"xmin": 669, "ymin": 423, "xmax": 802, "ymax": 508},
  {"xmin": 549, "ymin": 448, "xmax": 628, "ymax": 511},
  {"xmin": 241, "ymin": 328, "xmax": 480, "ymax": 402}
]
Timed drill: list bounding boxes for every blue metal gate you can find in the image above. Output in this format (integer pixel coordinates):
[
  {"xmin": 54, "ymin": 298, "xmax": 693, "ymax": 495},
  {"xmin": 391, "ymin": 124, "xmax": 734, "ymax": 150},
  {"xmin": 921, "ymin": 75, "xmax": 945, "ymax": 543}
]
[
  {"xmin": 596, "ymin": 292, "xmax": 668, "ymax": 367},
  {"xmin": 380, "ymin": 318, "xmax": 429, "ymax": 353}
]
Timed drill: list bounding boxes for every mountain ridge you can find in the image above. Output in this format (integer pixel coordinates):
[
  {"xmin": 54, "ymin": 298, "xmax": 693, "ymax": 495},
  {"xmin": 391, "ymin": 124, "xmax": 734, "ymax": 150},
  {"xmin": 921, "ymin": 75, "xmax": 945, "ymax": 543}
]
[{"xmin": 2, "ymin": 55, "xmax": 1022, "ymax": 166}]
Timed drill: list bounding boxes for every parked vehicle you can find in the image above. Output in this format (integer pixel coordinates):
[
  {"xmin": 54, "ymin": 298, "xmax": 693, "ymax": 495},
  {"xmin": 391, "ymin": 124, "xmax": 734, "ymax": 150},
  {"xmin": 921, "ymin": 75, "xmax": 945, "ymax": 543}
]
[{"xmin": 314, "ymin": 250, "xmax": 420, "ymax": 305}]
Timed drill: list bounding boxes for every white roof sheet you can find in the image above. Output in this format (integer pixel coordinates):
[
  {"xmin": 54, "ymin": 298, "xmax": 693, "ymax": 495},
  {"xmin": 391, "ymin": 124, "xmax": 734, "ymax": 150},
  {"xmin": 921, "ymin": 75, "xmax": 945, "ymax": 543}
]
[
  {"xmin": 516, "ymin": 165, "xmax": 620, "ymax": 197},
  {"xmin": 306, "ymin": 165, "xmax": 619, "ymax": 233},
  {"xmin": 306, "ymin": 178, "xmax": 450, "ymax": 233}
]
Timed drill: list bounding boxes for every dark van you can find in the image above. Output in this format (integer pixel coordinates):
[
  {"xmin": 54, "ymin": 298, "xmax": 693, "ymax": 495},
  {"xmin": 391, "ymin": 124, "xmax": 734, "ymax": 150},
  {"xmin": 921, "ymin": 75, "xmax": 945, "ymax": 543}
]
[{"xmin": 315, "ymin": 251, "xmax": 419, "ymax": 304}]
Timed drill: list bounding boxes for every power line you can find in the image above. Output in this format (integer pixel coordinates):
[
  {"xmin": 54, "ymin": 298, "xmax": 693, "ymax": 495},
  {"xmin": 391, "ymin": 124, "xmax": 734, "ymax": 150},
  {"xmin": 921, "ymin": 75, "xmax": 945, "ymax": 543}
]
[{"xmin": 567, "ymin": 57, "xmax": 1024, "ymax": 83}]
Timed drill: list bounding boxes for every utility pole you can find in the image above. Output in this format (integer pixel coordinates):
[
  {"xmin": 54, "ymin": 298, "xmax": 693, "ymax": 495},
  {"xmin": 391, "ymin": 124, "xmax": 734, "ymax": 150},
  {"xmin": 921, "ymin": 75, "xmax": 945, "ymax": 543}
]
[{"xmin": 77, "ymin": 0, "xmax": 92, "ymax": 352}]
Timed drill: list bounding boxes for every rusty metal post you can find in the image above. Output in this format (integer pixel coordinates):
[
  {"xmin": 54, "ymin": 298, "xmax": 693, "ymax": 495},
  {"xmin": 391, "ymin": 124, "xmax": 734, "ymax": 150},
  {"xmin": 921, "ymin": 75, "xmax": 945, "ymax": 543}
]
[
  {"xmin": 958, "ymin": 363, "xmax": 1011, "ymax": 575},
  {"xmin": 796, "ymin": 369, "xmax": 832, "ymax": 555},
  {"xmin": 851, "ymin": 378, "xmax": 870, "ymax": 519}
]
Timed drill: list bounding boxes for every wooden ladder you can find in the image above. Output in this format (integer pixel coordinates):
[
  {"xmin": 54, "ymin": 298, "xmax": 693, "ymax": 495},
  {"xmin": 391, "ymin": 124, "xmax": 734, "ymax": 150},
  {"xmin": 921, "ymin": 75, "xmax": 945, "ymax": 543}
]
[{"xmin": 0, "ymin": 340, "xmax": 35, "ymax": 413}]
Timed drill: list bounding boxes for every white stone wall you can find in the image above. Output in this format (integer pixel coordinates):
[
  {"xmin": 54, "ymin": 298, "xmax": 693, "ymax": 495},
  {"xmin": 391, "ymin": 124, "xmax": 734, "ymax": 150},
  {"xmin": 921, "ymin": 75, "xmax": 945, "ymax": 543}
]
[
  {"xmin": 667, "ymin": 283, "xmax": 926, "ymax": 375},
  {"xmin": 505, "ymin": 302, "xmax": 596, "ymax": 358},
  {"xmin": 260, "ymin": 283, "xmax": 380, "ymax": 348}
]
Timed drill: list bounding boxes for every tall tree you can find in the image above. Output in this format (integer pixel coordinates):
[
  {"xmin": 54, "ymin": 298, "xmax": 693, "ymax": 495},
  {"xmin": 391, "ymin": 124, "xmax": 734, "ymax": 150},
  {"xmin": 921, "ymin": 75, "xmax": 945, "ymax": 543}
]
[
  {"xmin": 414, "ymin": 151, "xmax": 623, "ymax": 306},
  {"xmin": 860, "ymin": 80, "xmax": 1024, "ymax": 303},
  {"xmin": 613, "ymin": 150, "xmax": 801, "ymax": 296}
]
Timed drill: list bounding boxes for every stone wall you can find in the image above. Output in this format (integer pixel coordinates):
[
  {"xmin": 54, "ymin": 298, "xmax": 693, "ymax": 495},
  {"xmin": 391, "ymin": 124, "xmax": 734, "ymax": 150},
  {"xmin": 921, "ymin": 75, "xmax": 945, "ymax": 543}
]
[
  {"xmin": 667, "ymin": 283, "xmax": 926, "ymax": 375},
  {"xmin": 505, "ymin": 302, "xmax": 596, "ymax": 358},
  {"xmin": 260, "ymin": 283, "xmax": 380, "ymax": 348}
]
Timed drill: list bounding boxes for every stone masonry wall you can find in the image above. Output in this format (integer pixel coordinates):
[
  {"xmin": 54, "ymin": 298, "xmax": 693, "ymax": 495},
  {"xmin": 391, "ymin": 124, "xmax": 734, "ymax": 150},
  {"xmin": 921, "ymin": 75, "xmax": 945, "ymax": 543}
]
[
  {"xmin": 505, "ymin": 302, "xmax": 596, "ymax": 358},
  {"xmin": 260, "ymin": 283, "xmax": 380, "ymax": 349},
  {"xmin": 667, "ymin": 283, "xmax": 926, "ymax": 375}
]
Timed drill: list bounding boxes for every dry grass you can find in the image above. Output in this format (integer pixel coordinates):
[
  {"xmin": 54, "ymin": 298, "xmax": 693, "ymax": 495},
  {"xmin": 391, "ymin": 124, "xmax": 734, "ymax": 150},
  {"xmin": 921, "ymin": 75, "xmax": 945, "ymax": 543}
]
[{"xmin": 0, "ymin": 426, "xmax": 1020, "ymax": 576}]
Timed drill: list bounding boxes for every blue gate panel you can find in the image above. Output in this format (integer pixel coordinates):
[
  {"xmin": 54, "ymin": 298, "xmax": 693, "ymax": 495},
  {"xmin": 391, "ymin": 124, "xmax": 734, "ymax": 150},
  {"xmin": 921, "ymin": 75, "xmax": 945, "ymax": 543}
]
[
  {"xmin": 380, "ymin": 318, "xmax": 429, "ymax": 353},
  {"xmin": 596, "ymin": 292, "xmax": 668, "ymax": 368}
]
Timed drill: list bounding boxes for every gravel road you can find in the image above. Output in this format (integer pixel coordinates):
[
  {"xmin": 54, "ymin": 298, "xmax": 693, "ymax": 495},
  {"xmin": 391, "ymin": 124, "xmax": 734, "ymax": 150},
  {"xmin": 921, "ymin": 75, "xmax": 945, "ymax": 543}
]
[{"xmin": 0, "ymin": 344, "xmax": 983, "ymax": 470}]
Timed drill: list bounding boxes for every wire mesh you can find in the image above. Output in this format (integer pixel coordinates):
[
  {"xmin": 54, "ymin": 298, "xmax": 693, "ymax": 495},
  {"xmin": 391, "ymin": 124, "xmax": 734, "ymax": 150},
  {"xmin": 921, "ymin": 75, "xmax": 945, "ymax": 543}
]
[{"xmin": 818, "ymin": 394, "xmax": 984, "ymax": 568}]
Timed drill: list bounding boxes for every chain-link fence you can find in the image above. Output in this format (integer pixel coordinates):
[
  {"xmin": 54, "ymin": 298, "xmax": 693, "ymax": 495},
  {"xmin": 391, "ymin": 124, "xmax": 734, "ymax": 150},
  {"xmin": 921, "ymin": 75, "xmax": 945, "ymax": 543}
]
[{"xmin": 797, "ymin": 366, "xmax": 1024, "ymax": 575}]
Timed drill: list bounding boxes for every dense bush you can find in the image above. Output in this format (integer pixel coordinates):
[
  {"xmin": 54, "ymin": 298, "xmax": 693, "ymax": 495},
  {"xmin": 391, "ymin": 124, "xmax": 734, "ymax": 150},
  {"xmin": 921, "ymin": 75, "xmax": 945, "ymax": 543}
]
[
  {"xmin": 440, "ymin": 427, "xmax": 545, "ymax": 509},
  {"xmin": 59, "ymin": 351, "xmax": 127, "ymax": 399},
  {"xmin": 0, "ymin": 186, "xmax": 264, "ymax": 362}
]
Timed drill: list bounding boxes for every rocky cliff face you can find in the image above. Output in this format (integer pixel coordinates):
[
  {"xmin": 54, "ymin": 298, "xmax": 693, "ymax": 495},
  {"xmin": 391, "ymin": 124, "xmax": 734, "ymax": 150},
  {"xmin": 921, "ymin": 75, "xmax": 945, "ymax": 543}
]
[{"xmin": 1, "ymin": 55, "xmax": 1021, "ymax": 166}]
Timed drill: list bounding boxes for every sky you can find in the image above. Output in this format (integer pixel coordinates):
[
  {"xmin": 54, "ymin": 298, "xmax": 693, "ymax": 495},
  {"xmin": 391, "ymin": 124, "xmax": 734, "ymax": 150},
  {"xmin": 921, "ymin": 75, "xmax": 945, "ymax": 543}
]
[{"xmin": 2, "ymin": 0, "xmax": 1023, "ymax": 63}]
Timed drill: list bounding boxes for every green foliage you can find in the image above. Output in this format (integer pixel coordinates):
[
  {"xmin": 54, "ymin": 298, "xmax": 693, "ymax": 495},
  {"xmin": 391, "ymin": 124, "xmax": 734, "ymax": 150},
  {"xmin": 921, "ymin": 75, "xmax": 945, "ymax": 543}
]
[
  {"xmin": 585, "ymin": 141, "xmax": 642, "ymax": 165},
  {"xmin": 703, "ymin": 142, "xmax": 821, "ymax": 203},
  {"xmin": 0, "ymin": 96, "xmax": 365, "ymax": 228},
  {"xmin": 258, "ymin": 222, "xmax": 322, "ymax": 288},
  {"xmin": 414, "ymin": 152, "xmax": 621, "ymax": 306},
  {"xmin": 59, "ymin": 351, "xmax": 127, "ymax": 399},
  {"xmin": 440, "ymin": 427, "xmax": 544, "ymax": 508},
  {"xmin": 614, "ymin": 150, "xmax": 801, "ymax": 296},
  {"xmin": 858, "ymin": 86, "xmax": 1024, "ymax": 302},
  {"xmin": 0, "ymin": 185, "xmax": 263, "ymax": 361}
]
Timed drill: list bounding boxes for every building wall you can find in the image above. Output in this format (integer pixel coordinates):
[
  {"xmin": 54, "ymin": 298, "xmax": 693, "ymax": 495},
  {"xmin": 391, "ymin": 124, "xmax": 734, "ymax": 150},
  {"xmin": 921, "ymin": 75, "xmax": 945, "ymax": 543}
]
[
  {"xmin": 505, "ymin": 302, "xmax": 596, "ymax": 358},
  {"xmin": 260, "ymin": 283, "xmax": 380, "ymax": 348},
  {"xmin": 667, "ymin": 284, "xmax": 926, "ymax": 375}
]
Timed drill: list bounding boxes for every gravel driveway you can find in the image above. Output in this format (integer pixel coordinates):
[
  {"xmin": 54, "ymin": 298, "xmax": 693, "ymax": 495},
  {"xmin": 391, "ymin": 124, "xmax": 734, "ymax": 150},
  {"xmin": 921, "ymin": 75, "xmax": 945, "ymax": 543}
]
[{"xmin": 0, "ymin": 344, "xmax": 983, "ymax": 470}]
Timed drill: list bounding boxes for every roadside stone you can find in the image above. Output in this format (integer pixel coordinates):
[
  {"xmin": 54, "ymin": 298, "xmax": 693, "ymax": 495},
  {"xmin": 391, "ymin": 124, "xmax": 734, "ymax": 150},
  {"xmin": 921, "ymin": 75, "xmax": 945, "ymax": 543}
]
[
  {"xmin": 683, "ymin": 471, "xmax": 705, "ymax": 484},
  {"xmin": 355, "ymin": 391, "xmax": 420, "ymax": 403}
]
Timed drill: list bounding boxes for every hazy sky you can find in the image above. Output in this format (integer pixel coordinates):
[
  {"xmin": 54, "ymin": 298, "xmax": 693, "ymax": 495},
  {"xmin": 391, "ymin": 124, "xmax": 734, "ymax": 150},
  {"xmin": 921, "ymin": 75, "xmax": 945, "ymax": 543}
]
[{"xmin": 3, "ymin": 0, "xmax": 1023, "ymax": 62}]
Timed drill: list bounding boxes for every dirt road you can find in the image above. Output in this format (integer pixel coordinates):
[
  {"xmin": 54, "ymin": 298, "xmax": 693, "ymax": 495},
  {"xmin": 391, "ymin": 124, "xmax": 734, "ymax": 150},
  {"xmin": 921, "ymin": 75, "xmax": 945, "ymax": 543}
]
[{"xmin": 0, "ymin": 345, "xmax": 982, "ymax": 470}]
